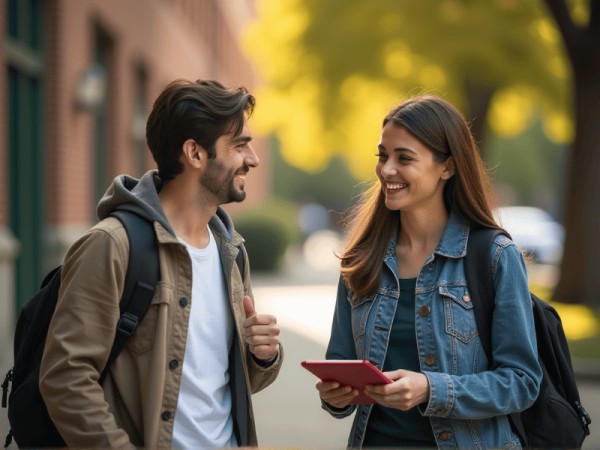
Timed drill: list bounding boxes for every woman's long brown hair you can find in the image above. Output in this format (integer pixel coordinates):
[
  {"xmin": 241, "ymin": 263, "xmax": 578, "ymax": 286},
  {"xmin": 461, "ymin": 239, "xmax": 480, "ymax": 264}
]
[{"xmin": 341, "ymin": 95, "xmax": 501, "ymax": 299}]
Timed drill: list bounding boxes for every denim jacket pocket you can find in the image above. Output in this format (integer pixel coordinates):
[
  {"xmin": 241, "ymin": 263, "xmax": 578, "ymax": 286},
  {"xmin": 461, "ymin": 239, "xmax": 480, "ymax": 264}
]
[{"xmin": 439, "ymin": 285, "xmax": 479, "ymax": 344}]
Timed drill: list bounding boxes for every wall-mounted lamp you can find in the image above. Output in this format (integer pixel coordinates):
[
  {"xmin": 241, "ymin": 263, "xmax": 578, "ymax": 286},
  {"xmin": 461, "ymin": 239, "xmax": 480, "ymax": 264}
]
[
  {"xmin": 75, "ymin": 63, "xmax": 107, "ymax": 112},
  {"xmin": 131, "ymin": 106, "xmax": 147, "ymax": 143}
]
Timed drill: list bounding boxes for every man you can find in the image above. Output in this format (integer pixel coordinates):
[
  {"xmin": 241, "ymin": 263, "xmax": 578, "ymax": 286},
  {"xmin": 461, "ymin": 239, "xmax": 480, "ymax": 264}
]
[{"xmin": 39, "ymin": 79, "xmax": 283, "ymax": 448}]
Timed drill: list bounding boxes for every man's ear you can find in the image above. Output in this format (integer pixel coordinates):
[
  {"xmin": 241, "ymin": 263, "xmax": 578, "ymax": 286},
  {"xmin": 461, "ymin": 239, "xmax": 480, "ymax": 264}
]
[
  {"xmin": 182, "ymin": 139, "xmax": 204, "ymax": 168},
  {"xmin": 441, "ymin": 156, "xmax": 455, "ymax": 180}
]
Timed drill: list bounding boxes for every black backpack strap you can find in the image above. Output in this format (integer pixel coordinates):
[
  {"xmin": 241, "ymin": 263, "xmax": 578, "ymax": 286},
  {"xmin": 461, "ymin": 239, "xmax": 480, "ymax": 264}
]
[
  {"xmin": 465, "ymin": 227, "xmax": 501, "ymax": 363},
  {"xmin": 466, "ymin": 226, "xmax": 527, "ymax": 445},
  {"xmin": 99, "ymin": 210, "xmax": 160, "ymax": 384}
]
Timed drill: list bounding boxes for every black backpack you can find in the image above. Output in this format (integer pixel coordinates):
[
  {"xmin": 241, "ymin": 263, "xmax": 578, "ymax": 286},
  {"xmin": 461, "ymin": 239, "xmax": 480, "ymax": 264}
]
[
  {"xmin": 466, "ymin": 227, "xmax": 591, "ymax": 449},
  {"xmin": 2, "ymin": 210, "xmax": 161, "ymax": 449}
]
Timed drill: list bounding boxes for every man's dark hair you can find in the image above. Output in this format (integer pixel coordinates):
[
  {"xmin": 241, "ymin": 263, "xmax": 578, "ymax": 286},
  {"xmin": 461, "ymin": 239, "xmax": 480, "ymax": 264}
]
[{"xmin": 146, "ymin": 79, "xmax": 256, "ymax": 181}]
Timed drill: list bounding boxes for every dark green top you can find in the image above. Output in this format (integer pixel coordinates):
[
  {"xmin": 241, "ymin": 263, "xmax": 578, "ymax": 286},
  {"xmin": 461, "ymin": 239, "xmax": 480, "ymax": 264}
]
[{"xmin": 363, "ymin": 278, "xmax": 436, "ymax": 447}]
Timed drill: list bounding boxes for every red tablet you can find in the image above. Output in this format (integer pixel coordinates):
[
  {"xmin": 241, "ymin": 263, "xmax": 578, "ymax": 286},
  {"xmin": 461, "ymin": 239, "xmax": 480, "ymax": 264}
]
[{"xmin": 301, "ymin": 360, "xmax": 392, "ymax": 404}]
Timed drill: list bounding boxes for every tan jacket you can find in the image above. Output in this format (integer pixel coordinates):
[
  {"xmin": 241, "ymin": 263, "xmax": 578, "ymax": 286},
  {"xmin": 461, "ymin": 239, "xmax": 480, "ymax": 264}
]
[{"xmin": 39, "ymin": 179, "xmax": 282, "ymax": 448}]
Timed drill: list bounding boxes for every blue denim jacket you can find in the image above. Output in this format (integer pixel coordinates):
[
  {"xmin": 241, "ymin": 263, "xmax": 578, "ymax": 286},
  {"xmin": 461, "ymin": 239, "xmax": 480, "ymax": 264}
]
[{"xmin": 324, "ymin": 212, "xmax": 542, "ymax": 449}]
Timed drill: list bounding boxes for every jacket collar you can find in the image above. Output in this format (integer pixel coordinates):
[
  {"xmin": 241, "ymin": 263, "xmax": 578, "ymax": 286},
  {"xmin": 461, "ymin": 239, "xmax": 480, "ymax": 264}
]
[
  {"xmin": 434, "ymin": 211, "xmax": 470, "ymax": 259},
  {"xmin": 384, "ymin": 210, "xmax": 470, "ymax": 259}
]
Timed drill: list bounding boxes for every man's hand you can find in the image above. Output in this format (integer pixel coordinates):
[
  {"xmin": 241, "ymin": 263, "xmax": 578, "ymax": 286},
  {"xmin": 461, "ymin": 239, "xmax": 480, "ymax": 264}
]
[{"xmin": 243, "ymin": 296, "xmax": 280, "ymax": 361}]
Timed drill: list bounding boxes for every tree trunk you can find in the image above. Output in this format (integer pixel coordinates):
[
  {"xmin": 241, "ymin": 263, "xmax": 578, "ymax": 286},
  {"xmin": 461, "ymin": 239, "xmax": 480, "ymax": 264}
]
[
  {"xmin": 553, "ymin": 75, "xmax": 600, "ymax": 306},
  {"xmin": 545, "ymin": 0, "xmax": 600, "ymax": 306},
  {"xmin": 464, "ymin": 79, "xmax": 495, "ymax": 157}
]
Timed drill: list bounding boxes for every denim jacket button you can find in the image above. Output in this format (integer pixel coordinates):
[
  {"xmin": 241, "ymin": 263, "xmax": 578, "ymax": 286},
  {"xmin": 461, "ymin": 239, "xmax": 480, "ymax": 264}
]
[
  {"xmin": 425, "ymin": 355, "xmax": 436, "ymax": 365},
  {"xmin": 439, "ymin": 432, "xmax": 452, "ymax": 441},
  {"xmin": 463, "ymin": 294, "xmax": 471, "ymax": 303},
  {"xmin": 418, "ymin": 305, "xmax": 431, "ymax": 317}
]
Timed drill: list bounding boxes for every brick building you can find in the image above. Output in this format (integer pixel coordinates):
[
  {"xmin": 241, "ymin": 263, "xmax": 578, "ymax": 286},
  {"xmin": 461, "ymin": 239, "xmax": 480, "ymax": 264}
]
[{"xmin": 0, "ymin": 0, "xmax": 269, "ymax": 359}]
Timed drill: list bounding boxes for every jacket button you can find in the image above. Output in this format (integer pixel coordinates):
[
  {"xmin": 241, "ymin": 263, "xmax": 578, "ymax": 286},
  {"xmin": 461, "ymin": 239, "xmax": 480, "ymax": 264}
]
[
  {"xmin": 439, "ymin": 431, "xmax": 453, "ymax": 441},
  {"xmin": 169, "ymin": 359, "xmax": 179, "ymax": 370},
  {"xmin": 179, "ymin": 297, "xmax": 188, "ymax": 307},
  {"xmin": 425, "ymin": 355, "xmax": 436, "ymax": 365},
  {"xmin": 439, "ymin": 431, "xmax": 452, "ymax": 441},
  {"xmin": 463, "ymin": 294, "xmax": 471, "ymax": 303},
  {"xmin": 418, "ymin": 305, "xmax": 431, "ymax": 317},
  {"xmin": 161, "ymin": 410, "xmax": 171, "ymax": 421}
]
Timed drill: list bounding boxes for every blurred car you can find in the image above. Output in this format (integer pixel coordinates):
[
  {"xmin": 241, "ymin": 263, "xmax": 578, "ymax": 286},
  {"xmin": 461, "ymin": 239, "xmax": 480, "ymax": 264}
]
[{"xmin": 494, "ymin": 206, "xmax": 564, "ymax": 265}]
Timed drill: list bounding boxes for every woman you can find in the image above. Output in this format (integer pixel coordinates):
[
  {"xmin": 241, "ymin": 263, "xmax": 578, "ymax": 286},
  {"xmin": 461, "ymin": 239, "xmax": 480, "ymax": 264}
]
[{"xmin": 316, "ymin": 95, "xmax": 542, "ymax": 448}]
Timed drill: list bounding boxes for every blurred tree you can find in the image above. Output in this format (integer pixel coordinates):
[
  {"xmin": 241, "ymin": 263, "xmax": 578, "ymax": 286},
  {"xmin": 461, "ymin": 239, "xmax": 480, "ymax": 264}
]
[
  {"xmin": 243, "ymin": 0, "xmax": 571, "ymax": 180},
  {"xmin": 243, "ymin": 0, "xmax": 598, "ymax": 306},
  {"xmin": 543, "ymin": 0, "xmax": 600, "ymax": 306}
]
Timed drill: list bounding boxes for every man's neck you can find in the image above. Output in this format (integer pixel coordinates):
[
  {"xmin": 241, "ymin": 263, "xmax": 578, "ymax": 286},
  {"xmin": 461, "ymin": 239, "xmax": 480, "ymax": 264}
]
[{"xmin": 159, "ymin": 179, "xmax": 217, "ymax": 249}]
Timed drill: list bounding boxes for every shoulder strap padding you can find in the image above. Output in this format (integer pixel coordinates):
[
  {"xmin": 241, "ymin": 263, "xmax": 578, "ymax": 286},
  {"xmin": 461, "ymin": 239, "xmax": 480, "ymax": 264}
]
[{"xmin": 99, "ymin": 210, "xmax": 160, "ymax": 384}]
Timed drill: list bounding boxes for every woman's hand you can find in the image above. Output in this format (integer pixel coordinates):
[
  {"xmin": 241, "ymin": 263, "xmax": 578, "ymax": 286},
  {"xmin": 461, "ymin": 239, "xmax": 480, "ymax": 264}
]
[
  {"xmin": 364, "ymin": 369, "xmax": 430, "ymax": 410},
  {"xmin": 316, "ymin": 380, "xmax": 359, "ymax": 408}
]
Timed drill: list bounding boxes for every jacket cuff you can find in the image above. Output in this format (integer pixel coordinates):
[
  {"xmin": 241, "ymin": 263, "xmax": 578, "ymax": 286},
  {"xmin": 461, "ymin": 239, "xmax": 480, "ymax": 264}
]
[
  {"xmin": 321, "ymin": 399, "xmax": 355, "ymax": 418},
  {"xmin": 421, "ymin": 371, "xmax": 453, "ymax": 417},
  {"xmin": 251, "ymin": 350, "xmax": 279, "ymax": 368}
]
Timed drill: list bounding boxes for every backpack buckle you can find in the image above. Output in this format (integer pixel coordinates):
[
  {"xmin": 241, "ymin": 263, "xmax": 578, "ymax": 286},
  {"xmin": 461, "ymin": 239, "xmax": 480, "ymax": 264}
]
[
  {"xmin": 117, "ymin": 313, "xmax": 139, "ymax": 336},
  {"xmin": 575, "ymin": 401, "xmax": 592, "ymax": 435},
  {"xmin": 2, "ymin": 369, "xmax": 13, "ymax": 408}
]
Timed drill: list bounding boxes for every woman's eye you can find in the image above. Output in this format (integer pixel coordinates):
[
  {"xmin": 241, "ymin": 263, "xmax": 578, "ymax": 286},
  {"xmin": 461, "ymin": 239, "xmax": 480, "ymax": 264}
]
[{"xmin": 375, "ymin": 152, "xmax": 388, "ymax": 160}]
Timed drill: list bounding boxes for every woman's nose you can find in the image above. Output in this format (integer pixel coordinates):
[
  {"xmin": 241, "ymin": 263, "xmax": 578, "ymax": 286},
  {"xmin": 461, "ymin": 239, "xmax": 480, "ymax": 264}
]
[{"xmin": 380, "ymin": 160, "xmax": 397, "ymax": 177}]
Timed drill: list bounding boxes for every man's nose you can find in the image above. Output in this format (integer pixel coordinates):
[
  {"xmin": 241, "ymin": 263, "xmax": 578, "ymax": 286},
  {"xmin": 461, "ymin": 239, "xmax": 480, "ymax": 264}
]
[{"xmin": 245, "ymin": 145, "xmax": 260, "ymax": 168}]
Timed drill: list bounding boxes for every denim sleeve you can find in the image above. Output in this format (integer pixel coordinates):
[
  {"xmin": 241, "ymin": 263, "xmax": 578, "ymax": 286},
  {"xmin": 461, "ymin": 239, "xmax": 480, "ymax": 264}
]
[
  {"xmin": 422, "ymin": 237, "xmax": 542, "ymax": 419},
  {"xmin": 321, "ymin": 276, "xmax": 358, "ymax": 418}
]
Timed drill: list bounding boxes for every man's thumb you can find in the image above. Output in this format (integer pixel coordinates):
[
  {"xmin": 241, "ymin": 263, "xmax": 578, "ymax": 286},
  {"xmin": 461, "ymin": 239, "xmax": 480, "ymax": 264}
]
[{"xmin": 243, "ymin": 295, "xmax": 256, "ymax": 318}]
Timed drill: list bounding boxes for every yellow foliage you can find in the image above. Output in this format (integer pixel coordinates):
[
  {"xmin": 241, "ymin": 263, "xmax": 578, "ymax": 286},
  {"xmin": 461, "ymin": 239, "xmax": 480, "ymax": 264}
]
[
  {"xmin": 255, "ymin": 78, "xmax": 331, "ymax": 173},
  {"xmin": 542, "ymin": 110, "xmax": 573, "ymax": 143},
  {"xmin": 547, "ymin": 55, "xmax": 569, "ymax": 80},
  {"xmin": 552, "ymin": 302, "xmax": 600, "ymax": 341},
  {"xmin": 241, "ymin": 0, "xmax": 309, "ymax": 83},
  {"xmin": 488, "ymin": 87, "xmax": 536, "ymax": 137},
  {"xmin": 571, "ymin": 0, "xmax": 590, "ymax": 25},
  {"xmin": 418, "ymin": 65, "xmax": 447, "ymax": 91},
  {"xmin": 532, "ymin": 18, "xmax": 560, "ymax": 45},
  {"xmin": 531, "ymin": 286, "xmax": 600, "ymax": 341},
  {"xmin": 242, "ymin": 0, "xmax": 575, "ymax": 180},
  {"xmin": 383, "ymin": 42, "xmax": 414, "ymax": 79},
  {"xmin": 338, "ymin": 77, "xmax": 404, "ymax": 180}
]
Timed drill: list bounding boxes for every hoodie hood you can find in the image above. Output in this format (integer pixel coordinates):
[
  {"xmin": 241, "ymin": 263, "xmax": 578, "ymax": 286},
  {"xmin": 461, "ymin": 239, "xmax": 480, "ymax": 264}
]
[{"xmin": 97, "ymin": 170, "xmax": 239, "ymax": 242}]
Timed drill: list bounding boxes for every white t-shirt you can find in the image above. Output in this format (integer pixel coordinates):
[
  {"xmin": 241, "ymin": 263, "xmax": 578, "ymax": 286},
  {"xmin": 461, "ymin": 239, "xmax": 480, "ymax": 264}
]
[{"xmin": 172, "ymin": 227, "xmax": 237, "ymax": 449}]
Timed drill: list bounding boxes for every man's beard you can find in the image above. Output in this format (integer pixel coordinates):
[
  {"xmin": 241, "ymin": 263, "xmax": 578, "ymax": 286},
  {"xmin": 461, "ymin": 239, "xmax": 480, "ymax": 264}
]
[{"xmin": 201, "ymin": 158, "xmax": 248, "ymax": 204}]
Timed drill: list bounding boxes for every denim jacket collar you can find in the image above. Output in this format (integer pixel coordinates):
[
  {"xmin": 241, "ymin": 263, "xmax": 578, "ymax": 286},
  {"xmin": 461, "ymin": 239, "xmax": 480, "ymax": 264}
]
[
  {"xmin": 434, "ymin": 211, "xmax": 470, "ymax": 259},
  {"xmin": 384, "ymin": 211, "xmax": 470, "ymax": 260}
]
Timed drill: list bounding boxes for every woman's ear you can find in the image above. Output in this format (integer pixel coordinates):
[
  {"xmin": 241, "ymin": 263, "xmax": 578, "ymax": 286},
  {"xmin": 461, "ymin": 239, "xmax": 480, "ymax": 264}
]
[
  {"xmin": 182, "ymin": 139, "xmax": 203, "ymax": 168},
  {"xmin": 441, "ymin": 156, "xmax": 455, "ymax": 180}
]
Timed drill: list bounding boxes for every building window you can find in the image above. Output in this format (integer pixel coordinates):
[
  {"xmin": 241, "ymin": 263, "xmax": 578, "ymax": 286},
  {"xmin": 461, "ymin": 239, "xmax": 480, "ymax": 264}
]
[{"xmin": 6, "ymin": 0, "xmax": 45, "ymax": 311}]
